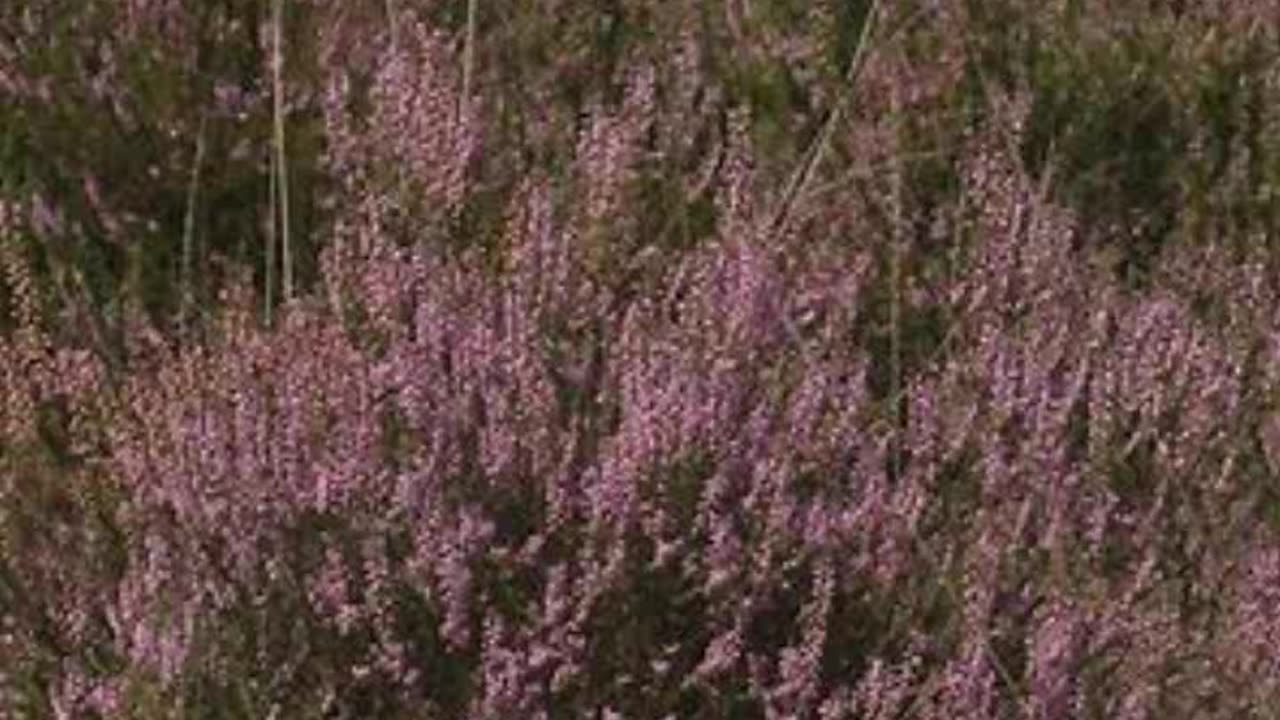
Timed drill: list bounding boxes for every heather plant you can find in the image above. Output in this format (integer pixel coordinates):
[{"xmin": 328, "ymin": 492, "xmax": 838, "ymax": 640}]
[{"xmin": 9, "ymin": 2, "xmax": 1280, "ymax": 719}]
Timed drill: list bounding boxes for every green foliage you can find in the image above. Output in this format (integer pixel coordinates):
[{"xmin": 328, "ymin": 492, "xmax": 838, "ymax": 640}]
[{"xmin": 1022, "ymin": 24, "xmax": 1186, "ymax": 284}]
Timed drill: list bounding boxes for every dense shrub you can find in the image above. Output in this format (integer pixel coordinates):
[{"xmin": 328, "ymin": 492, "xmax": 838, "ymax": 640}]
[{"xmin": 5, "ymin": 2, "xmax": 1280, "ymax": 718}]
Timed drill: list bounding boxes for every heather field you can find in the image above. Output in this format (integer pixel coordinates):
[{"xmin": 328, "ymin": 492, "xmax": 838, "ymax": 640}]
[{"xmin": 5, "ymin": 2, "xmax": 1280, "ymax": 718}]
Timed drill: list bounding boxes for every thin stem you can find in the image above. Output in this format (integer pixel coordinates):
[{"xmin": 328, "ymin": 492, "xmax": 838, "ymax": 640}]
[
  {"xmin": 266, "ymin": 131, "xmax": 277, "ymax": 327},
  {"xmin": 272, "ymin": 0, "xmax": 293, "ymax": 303},
  {"xmin": 947, "ymin": 165, "xmax": 964, "ymax": 361},
  {"xmin": 766, "ymin": 0, "xmax": 879, "ymax": 240},
  {"xmin": 386, "ymin": 0, "xmax": 399, "ymax": 49},
  {"xmin": 462, "ymin": 0, "xmax": 478, "ymax": 111},
  {"xmin": 386, "ymin": 0, "xmax": 409, "ymax": 214},
  {"xmin": 889, "ymin": 55, "xmax": 904, "ymax": 483},
  {"xmin": 180, "ymin": 113, "xmax": 208, "ymax": 338},
  {"xmin": 765, "ymin": 2, "xmax": 940, "ymax": 243}
]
